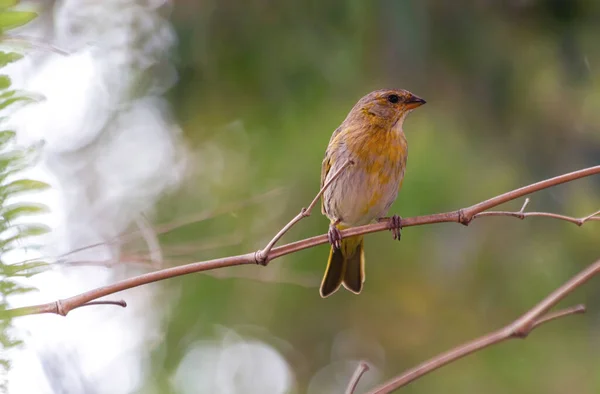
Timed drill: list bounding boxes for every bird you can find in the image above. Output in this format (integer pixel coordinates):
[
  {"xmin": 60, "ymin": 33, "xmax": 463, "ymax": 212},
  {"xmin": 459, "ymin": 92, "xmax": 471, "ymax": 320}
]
[{"xmin": 319, "ymin": 88, "xmax": 426, "ymax": 297}]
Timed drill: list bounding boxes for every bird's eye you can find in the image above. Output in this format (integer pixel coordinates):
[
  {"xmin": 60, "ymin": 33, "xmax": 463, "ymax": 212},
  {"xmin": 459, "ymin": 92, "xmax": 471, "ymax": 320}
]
[{"xmin": 387, "ymin": 94, "xmax": 400, "ymax": 104}]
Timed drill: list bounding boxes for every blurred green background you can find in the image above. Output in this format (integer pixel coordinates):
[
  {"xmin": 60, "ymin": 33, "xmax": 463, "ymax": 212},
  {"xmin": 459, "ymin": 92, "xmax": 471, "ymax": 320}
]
[{"xmin": 144, "ymin": 1, "xmax": 600, "ymax": 392}]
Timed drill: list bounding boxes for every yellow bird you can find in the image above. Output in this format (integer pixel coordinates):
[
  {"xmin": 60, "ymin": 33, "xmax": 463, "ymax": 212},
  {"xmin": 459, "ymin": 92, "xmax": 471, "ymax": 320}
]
[{"xmin": 320, "ymin": 89, "xmax": 426, "ymax": 297}]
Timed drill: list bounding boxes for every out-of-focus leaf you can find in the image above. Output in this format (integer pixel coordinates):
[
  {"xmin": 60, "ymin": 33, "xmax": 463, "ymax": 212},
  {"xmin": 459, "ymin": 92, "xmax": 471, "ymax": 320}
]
[
  {"xmin": 8, "ymin": 222, "xmax": 50, "ymax": 236},
  {"xmin": 0, "ymin": 160, "xmax": 31, "ymax": 183},
  {"xmin": 0, "ymin": 75, "xmax": 10, "ymax": 90},
  {"xmin": 0, "ymin": 332, "xmax": 22, "ymax": 348},
  {"xmin": 0, "ymin": 278, "xmax": 36, "ymax": 295},
  {"xmin": 0, "ymin": 51, "xmax": 22, "ymax": 68},
  {"xmin": 0, "ymin": 202, "xmax": 49, "ymax": 222},
  {"xmin": 0, "ymin": 11, "xmax": 36, "ymax": 31},
  {"xmin": 0, "ymin": 166, "xmax": 39, "ymax": 188},
  {"xmin": 0, "ymin": 95, "xmax": 33, "ymax": 110},
  {"xmin": 0, "ymin": 260, "xmax": 47, "ymax": 277},
  {"xmin": 1, "ymin": 179, "xmax": 51, "ymax": 196},
  {"xmin": 0, "ymin": 89, "xmax": 14, "ymax": 99},
  {"xmin": 0, "ymin": 1, "xmax": 18, "ymax": 10},
  {"xmin": 0, "ymin": 3, "xmax": 41, "ymax": 387},
  {"xmin": 0, "ymin": 130, "xmax": 14, "ymax": 147},
  {"xmin": 0, "ymin": 151, "xmax": 22, "ymax": 168},
  {"xmin": 0, "ymin": 223, "xmax": 50, "ymax": 248}
]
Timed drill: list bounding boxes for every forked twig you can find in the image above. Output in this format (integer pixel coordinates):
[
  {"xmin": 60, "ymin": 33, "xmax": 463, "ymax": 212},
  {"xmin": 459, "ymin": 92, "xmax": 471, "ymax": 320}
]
[
  {"xmin": 366, "ymin": 258, "xmax": 600, "ymax": 393},
  {"xmin": 473, "ymin": 197, "xmax": 600, "ymax": 226},
  {"xmin": 254, "ymin": 159, "xmax": 353, "ymax": 264}
]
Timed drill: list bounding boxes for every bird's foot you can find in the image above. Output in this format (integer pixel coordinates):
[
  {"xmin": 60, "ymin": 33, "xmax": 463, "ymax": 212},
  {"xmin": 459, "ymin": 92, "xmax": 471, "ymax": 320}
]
[
  {"xmin": 378, "ymin": 215, "xmax": 402, "ymax": 240},
  {"xmin": 328, "ymin": 223, "xmax": 343, "ymax": 250}
]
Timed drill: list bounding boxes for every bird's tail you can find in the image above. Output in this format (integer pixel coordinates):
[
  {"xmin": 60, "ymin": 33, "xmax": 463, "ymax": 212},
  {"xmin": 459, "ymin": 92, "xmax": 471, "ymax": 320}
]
[{"xmin": 319, "ymin": 235, "xmax": 365, "ymax": 298}]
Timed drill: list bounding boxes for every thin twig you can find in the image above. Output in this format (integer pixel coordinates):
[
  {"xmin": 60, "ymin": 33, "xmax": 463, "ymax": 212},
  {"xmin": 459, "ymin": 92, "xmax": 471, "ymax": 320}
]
[
  {"xmin": 530, "ymin": 304, "xmax": 586, "ymax": 329},
  {"xmin": 135, "ymin": 214, "xmax": 163, "ymax": 268},
  {"xmin": 71, "ymin": 300, "xmax": 127, "ymax": 311},
  {"xmin": 5, "ymin": 165, "xmax": 600, "ymax": 317},
  {"xmin": 473, "ymin": 197, "xmax": 600, "ymax": 226},
  {"xmin": 5, "ymin": 299, "xmax": 127, "ymax": 318},
  {"xmin": 346, "ymin": 361, "xmax": 370, "ymax": 394},
  {"xmin": 254, "ymin": 159, "xmax": 353, "ymax": 264},
  {"xmin": 366, "ymin": 259, "xmax": 600, "ymax": 393},
  {"xmin": 473, "ymin": 210, "xmax": 600, "ymax": 225},
  {"xmin": 12, "ymin": 189, "xmax": 282, "ymax": 269},
  {"xmin": 519, "ymin": 197, "xmax": 530, "ymax": 214},
  {"xmin": 579, "ymin": 209, "xmax": 600, "ymax": 225}
]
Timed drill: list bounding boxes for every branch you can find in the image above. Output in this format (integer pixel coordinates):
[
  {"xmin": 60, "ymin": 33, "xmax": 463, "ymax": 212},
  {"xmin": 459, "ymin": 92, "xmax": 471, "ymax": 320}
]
[
  {"xmin": 8, "ymin": 299, "xmax": 127, "ymax": 317},
  {"xmin": 346, "ymin": 361, "xmax": 370, "ymax": 394},
  {"xmin": 270, "ymin": 165, "xmax": 600, "ymax": 260},
  {"xmin": 5, "ymin": 165, "xmax": 600, "ymax": 317},
  {"xmin": 366, "ymin": 258, "xmax": 600, "ymax": 393}
]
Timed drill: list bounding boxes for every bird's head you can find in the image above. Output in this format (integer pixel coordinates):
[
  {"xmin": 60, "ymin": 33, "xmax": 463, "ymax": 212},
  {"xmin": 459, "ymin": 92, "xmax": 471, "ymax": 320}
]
[{"xmin": 347, "ymin": 89, "xmax": 426, "ymax": 130}]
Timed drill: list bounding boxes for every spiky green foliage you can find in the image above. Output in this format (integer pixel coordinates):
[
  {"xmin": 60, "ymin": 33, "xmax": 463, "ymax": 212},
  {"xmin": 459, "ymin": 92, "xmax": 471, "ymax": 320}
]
[{"xmin": 0, "ymin": 3, "xmax": 48, "ymax": 392}]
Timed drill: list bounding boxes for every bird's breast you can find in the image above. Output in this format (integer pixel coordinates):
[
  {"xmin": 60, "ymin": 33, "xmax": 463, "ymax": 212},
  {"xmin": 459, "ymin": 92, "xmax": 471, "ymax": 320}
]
[{"xmin": 323, "ymin": 128, "xmax": 408, "ymax": 226}]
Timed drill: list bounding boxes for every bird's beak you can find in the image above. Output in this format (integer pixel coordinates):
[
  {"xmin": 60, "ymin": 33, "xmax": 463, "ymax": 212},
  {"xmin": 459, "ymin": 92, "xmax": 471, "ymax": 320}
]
[{"xmin": 405, "ymin": 95, "xmax": 426, "ymax": 109}]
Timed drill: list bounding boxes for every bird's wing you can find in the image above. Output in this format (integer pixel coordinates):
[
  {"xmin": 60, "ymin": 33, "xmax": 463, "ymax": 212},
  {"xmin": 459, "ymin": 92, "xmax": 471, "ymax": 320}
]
[
  {"xmin": 320, "ymin": 126, "xmax": 343, "ymax": 215},
  {"xmin": 320, "ymin": 154, "xmax": 331, "ymax": 215},
  {"xmin": 327, "ymin": 125, "xmax": 344, "ymax": 146}
]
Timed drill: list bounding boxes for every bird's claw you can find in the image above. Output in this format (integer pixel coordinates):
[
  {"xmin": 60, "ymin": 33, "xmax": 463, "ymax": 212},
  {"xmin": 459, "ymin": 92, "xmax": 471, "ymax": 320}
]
[
  {"xmin": 389, "ymin": 215, "xmax": 402, "ymax": 240},
  {"xmin": 379, "ymin": 215, "xmax": 402, "ymax": 240},
  {"xmin": 328, "ymin": 224, "xmax": 342, "ymax": 250}
]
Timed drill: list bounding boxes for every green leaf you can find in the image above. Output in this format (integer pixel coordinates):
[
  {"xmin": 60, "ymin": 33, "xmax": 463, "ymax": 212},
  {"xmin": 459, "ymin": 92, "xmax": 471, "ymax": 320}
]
[
  {"xmin": 0, "ymin": 1, "xmax": 19, "ymax": 10},
  {"xmin": 0, "ymin": 51, "xmax": 22, "ymax": 68},
  {"xmin": 0, "ymin": 143, "xmax": 41, "ymax": 172},
  {"xmin": 0, "ymin": 157, "xmax": 32, "ymax": 183},
  {"xmin": 0, "ymin": 95, "xmax": 33, "ymax": 110},
  {"xmin": 0, "ymin": 260, "xmax": 47, "ymax": 277},
  {"xmin": 0, "ymin": 90, "xmax": 42, "ymax": 111},
  {"xmin": 0, "ymin": 130, "xmax": 14, "ymax": 147},
  {"xmin": 1, "ymin": 179, "xmax": 51, "ymax": 195},
  {"xmin": 0, "ymin": 89, "xmax": 14, "ymax": 99},
  {"xmin": 0, "ymin": 278, "xmax": 36, "ymax": 295},
  {"xmin": 0, "ymin": 75, "xmax": 10, "ymax": 89},
  {"xmin": 0, "ymin": 333, "xmax": 23, "ymax": 348},
  {"xmin": 0, "ymin": 223, "xmax": 50, "ymax": 248},
  {"xmin": 8, "ymin": 222, "xmax": 50, "ymax": 236},
  {"xmin": 1, "ymin": 202, "xmax": 49, "ymax": 222},
  {"xmin": 0, "ymin": 11, "xmax": 37, "ymax": 31},
  {"xmin": 0, "ymin": 166, "xmax": 39, "ymax": 187}
]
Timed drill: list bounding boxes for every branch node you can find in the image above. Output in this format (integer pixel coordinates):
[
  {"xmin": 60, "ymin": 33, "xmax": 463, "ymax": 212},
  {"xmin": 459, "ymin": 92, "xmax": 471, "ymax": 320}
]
[
  {"xmin": 253, "ymin": 250, "xmax": 269, "ymax": 266},
  {"xmin": 517, "ymin": 198, "xmax": 530, "ymax": 219},
  {"xmin": 576, "ymin": 209, "xmax": 600, "ymax": 226},
  {"xmin": 511, "ymin": 325, "xmax": 531, "ymax": 339},
  {"xmin": 300, "ymin": 207, "xmax": 309, "ymax": 217},
  {"xmin": 458, "ymin": 209, "xmax": 470, "ymax": 226},
  {"xmin": 55, "ymin": 300, "xmax": 67, "ymax": 316}
]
